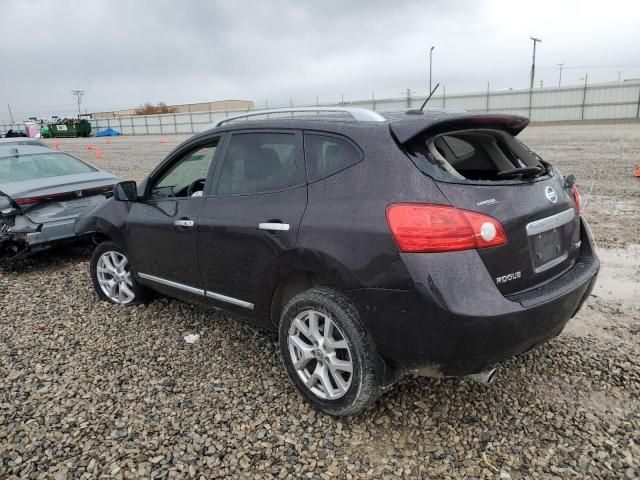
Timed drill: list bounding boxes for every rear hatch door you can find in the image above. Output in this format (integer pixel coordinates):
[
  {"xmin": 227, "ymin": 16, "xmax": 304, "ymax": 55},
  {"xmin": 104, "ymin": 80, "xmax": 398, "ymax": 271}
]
[
  {"xmin": 390, "ymin": 113, "xmax": 580, "ymax": 295},
  {"xmin": 436, "ymin": 173, "xmax": 580, "ymax": 295}
]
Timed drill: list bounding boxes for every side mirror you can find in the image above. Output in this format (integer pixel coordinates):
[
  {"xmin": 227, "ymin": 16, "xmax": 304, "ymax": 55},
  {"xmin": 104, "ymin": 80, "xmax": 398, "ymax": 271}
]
[{"xmin": 114, "ymin": 181, "xmax": 138, "ymax": 202}]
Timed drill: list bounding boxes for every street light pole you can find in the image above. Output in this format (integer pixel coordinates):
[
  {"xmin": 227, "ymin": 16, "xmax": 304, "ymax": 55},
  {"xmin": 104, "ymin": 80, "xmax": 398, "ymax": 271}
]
[
  {"xmin": 429, "ymin": 46, "xmax": 435, "ymax": 93},
  {"xmin": 71, "ymin": 89, "xmax": 84, "ymax": 119},
  {"xmin": 557, "ymin": 63, "xmax": 565, "ymax": 87},
  {"xmin": 529, "ymin": 37, "xmax": 542, "ymax": 90}
]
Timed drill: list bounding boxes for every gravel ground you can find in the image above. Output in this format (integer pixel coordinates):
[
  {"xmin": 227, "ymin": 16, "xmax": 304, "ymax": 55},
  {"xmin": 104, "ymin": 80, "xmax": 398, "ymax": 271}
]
[{"xmin": 1, "ymin": 123, "xmax": 639, "ymax": 479}]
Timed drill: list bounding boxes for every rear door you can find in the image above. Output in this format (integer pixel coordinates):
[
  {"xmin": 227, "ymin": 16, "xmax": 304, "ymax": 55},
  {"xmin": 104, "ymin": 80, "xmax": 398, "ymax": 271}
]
[{"xmin": 197, "ymin": 130, "xmax": 307, "ymax": 321}]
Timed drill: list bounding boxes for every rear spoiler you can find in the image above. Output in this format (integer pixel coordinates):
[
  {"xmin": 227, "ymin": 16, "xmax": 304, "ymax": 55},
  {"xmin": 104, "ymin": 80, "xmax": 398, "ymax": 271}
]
[{"xmin": 389, "ymin": 114, "xmax": 530, "ymax": 144}]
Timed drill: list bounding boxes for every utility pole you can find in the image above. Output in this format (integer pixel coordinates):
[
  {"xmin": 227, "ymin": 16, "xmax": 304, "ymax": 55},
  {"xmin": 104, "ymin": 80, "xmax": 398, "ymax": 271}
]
[
  {"xmin": 618, "ymin": 71, "xmax": 622, "ymax": 82},
  {"xmin": 406, "ymin": 88, "xmax": 411, "ymax": 108},
  {"xmin": 581, "ymin": 74, "xmax": 589, "ymax": 120},
  {"xmin": 486, "ymin": 82, "xmax": 490, "ymax": 112},
  {"xmin": 529, "ymin": 37, "xmax": 542, "ymax": 90},
  {"xmin": 7, "ymin": 104, "xmax": 14, "ymax": 123},
  {"xmin": 71, "ymin": 90, "xmax": 84, "ymax": 118},
  {"xmin": 557, "ymin": 63, "xmax": 565, "ymax": 87},
  {"xmin": 540, "ymin": 80, "xmax": 543, "ymax": 88},
  {"xmin": 528, "ymin": 36, "xmax": 541, "ymax": 119},
  {"xmin": 429, "ymin": 46, "xmax": 435, "ymax": 93}
]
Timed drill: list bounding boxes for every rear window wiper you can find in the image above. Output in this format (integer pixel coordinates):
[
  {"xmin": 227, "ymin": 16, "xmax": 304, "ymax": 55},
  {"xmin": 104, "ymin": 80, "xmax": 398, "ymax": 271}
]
[{"xmin": 497, "ymin": 166, "xmax": 543, "ymax": 179}]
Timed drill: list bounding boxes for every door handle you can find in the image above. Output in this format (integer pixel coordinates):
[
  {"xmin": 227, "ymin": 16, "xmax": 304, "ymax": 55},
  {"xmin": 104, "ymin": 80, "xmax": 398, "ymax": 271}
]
[
  {"xmin": 258, "ymin": 222, "xmax": 290, "ymax": 232},
  {"xmin": 174, "ymin": 219, "xmax": 195, "ymax": 228}
]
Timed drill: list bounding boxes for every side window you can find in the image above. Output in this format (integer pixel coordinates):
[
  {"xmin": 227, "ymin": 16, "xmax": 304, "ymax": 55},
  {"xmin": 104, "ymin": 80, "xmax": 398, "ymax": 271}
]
[
  {"xmin": 217, "ymin": 132, "xmax": 302, "ymax": 195},
  {"xmin": 150, "ymin": 141, "xmax": 218, "ymax": 199},
  {"xmin": 304, "ymin": 133, "xmax": 361, "ymax": 182}
]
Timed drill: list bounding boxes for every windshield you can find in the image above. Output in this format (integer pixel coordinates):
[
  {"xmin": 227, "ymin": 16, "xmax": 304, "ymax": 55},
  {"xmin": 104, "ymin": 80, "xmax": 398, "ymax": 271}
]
[{"xmin": 0, "ymin": 152, "xmax": 96, "ymax": 183}]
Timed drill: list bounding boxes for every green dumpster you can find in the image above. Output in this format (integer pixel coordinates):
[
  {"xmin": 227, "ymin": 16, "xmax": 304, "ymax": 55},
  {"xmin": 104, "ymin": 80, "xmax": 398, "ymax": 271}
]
[
  {"xmin": 49, "ymin": 123, "xmax": 77, "ymax": 138},
  {"xmin": 48, "ymin": 120, "xmax": 92, "ymax": 138},
  {"xmin": 77, "ymin": 119, "xmax": 91, "ymax": 137}
]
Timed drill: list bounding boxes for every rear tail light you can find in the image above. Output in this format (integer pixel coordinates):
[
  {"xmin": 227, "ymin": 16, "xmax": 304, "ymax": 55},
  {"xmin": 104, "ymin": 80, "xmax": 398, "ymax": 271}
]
[
  {"xmin": 385, "ymin": 203, "xmax": 507, "ymax": 253},
  {"xmin": 13, "ymin": 185, "xmax": 114, "ymax": 208},
  {"xmin": 572, "ymin": 185, "xmax": 582, "ymax": 213}
]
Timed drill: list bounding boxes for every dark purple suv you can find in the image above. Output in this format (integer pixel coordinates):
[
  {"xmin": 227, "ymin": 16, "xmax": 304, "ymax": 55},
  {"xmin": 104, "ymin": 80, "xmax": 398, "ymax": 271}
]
[{"xmin": 77, "ymin": 107, "xmax": 599, "ymax": 416}]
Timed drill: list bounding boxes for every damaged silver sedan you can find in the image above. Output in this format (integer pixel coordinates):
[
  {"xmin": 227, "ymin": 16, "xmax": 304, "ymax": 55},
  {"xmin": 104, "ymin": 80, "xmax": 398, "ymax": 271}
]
[{"xmin": 0, "ymin": 144, "xmax": 119, "ymax": 262}]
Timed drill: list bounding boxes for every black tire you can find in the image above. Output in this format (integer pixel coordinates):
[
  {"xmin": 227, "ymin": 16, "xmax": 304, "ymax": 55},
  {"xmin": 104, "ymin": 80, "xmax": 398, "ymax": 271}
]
[
  {"xmin": 90, "ymin": 241, "xmax": 150, "ymax": 305},
  {"xmin": 279, "ymin": 287, "xmax": 381, "ymax": 416}
]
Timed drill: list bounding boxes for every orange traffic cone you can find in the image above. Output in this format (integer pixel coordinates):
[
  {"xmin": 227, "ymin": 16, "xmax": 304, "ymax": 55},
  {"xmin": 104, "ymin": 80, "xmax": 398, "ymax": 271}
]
[
  {"xmin": 95, "ymin": 147, "xmax": 102, "ymax": 160},
  {"xmin": 635, "ymin": 165, "xmax": 640, "ymax": 178},
  {"xmin": 87, "ymin": 144, "xmax": 94, "ymax": 151},
  {"xmin": 160, "ymin": 136, "xmax": 166, "ymax": 144}
]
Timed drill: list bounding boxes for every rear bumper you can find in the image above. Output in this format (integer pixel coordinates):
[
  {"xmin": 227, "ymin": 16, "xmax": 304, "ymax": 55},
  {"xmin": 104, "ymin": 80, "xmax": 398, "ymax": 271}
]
[
  {"xmin": 0, "ymin": 217, "xmax": 81, "ymax": 262},
  {"xmin": 346, "ymin": 216, "xmax": 599, "ymax": 377}
]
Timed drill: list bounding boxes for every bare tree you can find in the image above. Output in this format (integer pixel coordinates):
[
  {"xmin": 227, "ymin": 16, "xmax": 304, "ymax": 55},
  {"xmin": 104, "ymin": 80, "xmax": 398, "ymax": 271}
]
[{"xmin": 134, "ymin": 102, "xmax": 177, "ymax": 115}]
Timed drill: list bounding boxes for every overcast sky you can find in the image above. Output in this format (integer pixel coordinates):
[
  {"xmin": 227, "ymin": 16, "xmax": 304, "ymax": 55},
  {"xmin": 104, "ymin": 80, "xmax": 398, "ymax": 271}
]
[{"xmin": 1, "ymin": 0, "xmax": 639, "ymax": 120}]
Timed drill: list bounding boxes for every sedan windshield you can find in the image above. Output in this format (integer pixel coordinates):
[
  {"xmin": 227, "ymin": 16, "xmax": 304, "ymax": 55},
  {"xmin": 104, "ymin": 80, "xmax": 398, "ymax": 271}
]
[{"xmin": 0, "ymin": 152, "xmax": 96, "ymax": 182}]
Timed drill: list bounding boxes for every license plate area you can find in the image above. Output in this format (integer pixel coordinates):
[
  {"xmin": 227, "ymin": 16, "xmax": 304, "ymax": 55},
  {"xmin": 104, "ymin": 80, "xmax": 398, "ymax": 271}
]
[
  {"xmin": 526, "ymin": 208, "xmax": 575, "ymax": 273},
  {"xmin": 530, "ymin": 228, "xmax": 567, "ymax": 272}
]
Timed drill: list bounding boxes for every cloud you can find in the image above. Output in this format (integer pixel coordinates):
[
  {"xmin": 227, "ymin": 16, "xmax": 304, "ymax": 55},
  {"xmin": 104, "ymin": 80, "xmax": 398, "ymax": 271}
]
[{"xmin": 1, "ymin": 0, "xmax": 638, "ymax": 119}]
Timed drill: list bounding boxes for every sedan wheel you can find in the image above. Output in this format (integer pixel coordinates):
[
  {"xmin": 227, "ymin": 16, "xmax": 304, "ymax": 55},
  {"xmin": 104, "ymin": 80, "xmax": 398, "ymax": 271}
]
[{"xmin": 96, "ymin": 251, "xmax": 135, "ymax": 304}]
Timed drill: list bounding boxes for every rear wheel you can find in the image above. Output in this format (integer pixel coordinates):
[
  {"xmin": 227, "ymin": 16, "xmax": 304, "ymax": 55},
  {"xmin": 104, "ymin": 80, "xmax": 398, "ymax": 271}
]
[
  {"xmin": 90, "ymin": 241, "xmax": 148, "ymax": 305},
  {"xmin": 279, "ymin": 287, "xmax": 381, "ymax": 416}
]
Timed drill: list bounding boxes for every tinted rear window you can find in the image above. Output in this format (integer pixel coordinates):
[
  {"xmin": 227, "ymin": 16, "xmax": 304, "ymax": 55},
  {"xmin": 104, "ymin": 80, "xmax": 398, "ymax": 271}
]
[
  {"xmin": 0, "ymin": 153, "xmax": 96, "ymax": 183},
  {"xmin": 304, "ymin": 134, "xmax": 361, "ymax": 182}
]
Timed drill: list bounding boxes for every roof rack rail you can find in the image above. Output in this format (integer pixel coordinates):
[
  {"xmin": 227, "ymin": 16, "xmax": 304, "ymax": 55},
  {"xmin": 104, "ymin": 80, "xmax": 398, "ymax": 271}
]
[{"xmin": 213, "ymin": 106, "xmax": 386, "ymax": 127}]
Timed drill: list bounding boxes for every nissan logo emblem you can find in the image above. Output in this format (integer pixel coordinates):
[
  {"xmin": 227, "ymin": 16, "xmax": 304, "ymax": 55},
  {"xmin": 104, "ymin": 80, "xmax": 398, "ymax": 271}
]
[{"xmin": 545, "ymin": 186, "xmax": 558, "ymax": 203}]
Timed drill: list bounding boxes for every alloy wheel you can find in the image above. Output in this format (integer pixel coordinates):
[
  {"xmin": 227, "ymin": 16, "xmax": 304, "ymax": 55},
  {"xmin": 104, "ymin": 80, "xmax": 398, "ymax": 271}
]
[
  {"xmin": 96, "ymin": 251, "xmax": 135, "ymax": 304},
  {"xmin": 288, "ymin": 309, "xmax": 354, "ymax": 400}
]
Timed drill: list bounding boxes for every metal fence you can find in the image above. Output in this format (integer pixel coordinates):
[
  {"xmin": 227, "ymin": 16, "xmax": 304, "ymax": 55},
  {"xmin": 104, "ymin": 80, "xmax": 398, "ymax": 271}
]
[
  {"xmin": 355, "ymin": 80, "xmax": 640, "ymax": 122},
  {"xmin": 2, "ymin": 81, "xmax": 639, "ymax": 136}
]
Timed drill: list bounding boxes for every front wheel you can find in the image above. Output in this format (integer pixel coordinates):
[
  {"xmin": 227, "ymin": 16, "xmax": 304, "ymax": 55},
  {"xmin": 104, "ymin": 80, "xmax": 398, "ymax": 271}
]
[
  {"xmin": 279, "ymin": 287, "xmax": 381, "ymax": 416},
  {"xmin": 90, "ymin": 241, "xmax": 148, "ymax": 305}
]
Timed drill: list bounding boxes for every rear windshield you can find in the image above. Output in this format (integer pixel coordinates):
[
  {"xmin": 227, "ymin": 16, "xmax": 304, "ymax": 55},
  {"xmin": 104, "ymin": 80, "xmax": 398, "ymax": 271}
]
[
  {"xmin": 406, "ymin": 129, "xmax": 545, "ymax": 182},
  {"xmin": 0, "ymin": 152, "xmax": 96, "ymax": 183}
]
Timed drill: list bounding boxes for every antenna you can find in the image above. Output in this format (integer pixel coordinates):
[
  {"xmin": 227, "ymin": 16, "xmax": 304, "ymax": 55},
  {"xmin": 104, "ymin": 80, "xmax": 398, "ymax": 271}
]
[{"xmin": 406, "ymin": 83, "xmax": 440, "ymax": 115}]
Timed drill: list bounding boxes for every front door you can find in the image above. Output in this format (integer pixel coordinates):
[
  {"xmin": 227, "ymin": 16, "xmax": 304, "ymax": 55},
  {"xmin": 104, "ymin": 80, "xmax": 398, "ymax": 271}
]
[
  {"xmin": 197, "ymin": 130, "xmax": 307, "ymax": 321},
  {"xmin": 127, "ymin": 138, "xmax": 222, "ymax": 303}
]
